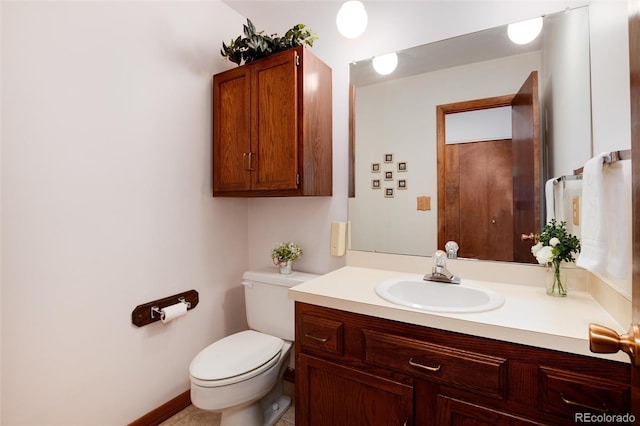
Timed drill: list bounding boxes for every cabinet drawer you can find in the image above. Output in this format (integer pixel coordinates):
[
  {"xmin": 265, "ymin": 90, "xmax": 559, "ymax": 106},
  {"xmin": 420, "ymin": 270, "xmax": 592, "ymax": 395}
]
[
  {"xmin": 539, "ymin": 366, "xmax": 630, "ymax": 419},
  {"xmin": 364, "ymin": 329, "xmax": 507, "ymax": 399},
  {"xmin": 300, "ymin": 314, "xmax": 344, "ymax": 356}
]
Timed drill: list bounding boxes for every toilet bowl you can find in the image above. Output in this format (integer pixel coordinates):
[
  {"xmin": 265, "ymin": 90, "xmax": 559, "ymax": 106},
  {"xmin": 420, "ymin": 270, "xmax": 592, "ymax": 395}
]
[{"xmin": 189, "ymin": 269, "xmax": 319, "ymax": 426}]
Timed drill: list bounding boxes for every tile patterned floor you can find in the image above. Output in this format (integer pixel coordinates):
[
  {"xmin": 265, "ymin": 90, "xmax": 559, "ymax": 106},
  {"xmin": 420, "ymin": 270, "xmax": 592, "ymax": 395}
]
[
  {"xmin": 159, "ymin": 404, "xmax": 294, "ymax": 426},
  {"xmin": 160, "ymin": 383, "xmax": 295, "ymax": 426}
]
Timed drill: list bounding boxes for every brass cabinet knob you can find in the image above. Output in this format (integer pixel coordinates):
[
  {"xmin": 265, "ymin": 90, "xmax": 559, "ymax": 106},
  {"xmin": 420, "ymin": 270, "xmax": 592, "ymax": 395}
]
[
  {"xmin": 589, "ymin": 323, "xmax": 640, "ymax": 366},
  {"xmin": 520, "ymin": 233, "xmax": 535, "ymax": 241}
]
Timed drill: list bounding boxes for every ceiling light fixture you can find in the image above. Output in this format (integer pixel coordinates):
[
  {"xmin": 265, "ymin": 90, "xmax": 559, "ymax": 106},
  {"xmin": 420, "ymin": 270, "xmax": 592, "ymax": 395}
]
[
  {"xmin": 507, "ymin": 17, "xmax": 543, "ymax": 45},
  {"xmin": 372, "ymin": 52, "xmax": 398, "ymax": 75},
  {"xmin": 336, "ymin": 1, "xmax": 368, "ymax": 39}
]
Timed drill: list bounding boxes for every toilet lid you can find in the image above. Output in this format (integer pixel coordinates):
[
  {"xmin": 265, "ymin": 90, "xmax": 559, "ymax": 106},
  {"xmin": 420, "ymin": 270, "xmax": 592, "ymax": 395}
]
[{"xmin": 190, "ymin": 330, "xmax": 284, "ymax": 382}]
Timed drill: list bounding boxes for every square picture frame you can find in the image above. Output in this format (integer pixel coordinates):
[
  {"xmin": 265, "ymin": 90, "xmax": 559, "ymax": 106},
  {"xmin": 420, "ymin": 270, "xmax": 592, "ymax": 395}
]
[
  {"xmin": 384, "ymin": 153, "xmax": 394, "ymax": 163},
  {"xmin": 384, "ymin": 171, "xmax": 394, "ymax": 181},
  {"xmin": 371, "ymin": 162, "xmax": 381, "ymax": 173},
  {"xmin": 385, "ymin": 188, "xmax": 394, "ymax": 198},
  {"xmin": 398, "ymin": 179, "xmax": 408, "ymax": 190},
  {"xmin": 371, "ymin": 179, "xmax": 381, "ymax": 189},
  {"xmin": 397, "ymin": 161, "xmax": 408, "ymax": 172}
]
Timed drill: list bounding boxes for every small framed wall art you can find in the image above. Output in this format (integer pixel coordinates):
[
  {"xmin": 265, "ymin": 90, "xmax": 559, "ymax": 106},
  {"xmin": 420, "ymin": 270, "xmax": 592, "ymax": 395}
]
[
  {"xmin": 371, "ymin": 179, "xmax": 381, "ymax": 189},
  {"xmin": 371, "ymin": 162, "xmax": 381, "ymax": 173},
  {"xmin": 384, "ymin": 153, "xmax": 394, "ymax": 163},
  {"xmin": 397, "ymin": 161, "xmax": 408, "ymax": 172}
]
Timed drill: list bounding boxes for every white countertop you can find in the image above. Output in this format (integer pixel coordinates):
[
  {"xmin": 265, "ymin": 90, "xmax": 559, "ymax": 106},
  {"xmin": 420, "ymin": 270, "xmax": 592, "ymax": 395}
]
[{"xmin": 288, "ymin": 266, "xmax": 629, "ymax": 363}]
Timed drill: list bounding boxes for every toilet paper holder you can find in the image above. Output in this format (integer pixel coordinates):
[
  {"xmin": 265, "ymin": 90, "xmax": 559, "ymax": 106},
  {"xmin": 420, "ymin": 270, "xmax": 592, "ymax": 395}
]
[
  {"xmin": 151, "ymin": 298, "xmax": 191, "ymax": 321},
  {"xmin": 131, "ymin": 289, "xmax": 199, "ymax": 327}
]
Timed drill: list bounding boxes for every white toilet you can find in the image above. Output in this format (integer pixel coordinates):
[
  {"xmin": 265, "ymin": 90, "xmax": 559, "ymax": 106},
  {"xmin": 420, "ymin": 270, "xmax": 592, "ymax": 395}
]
[{"xmin": 190, "ymin": 269, "xmax": 318, "ymax": 426}]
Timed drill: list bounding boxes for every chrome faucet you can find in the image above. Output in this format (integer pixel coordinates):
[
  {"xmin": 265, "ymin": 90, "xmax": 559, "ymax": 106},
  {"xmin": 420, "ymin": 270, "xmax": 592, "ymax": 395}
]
[{"xmin": 424, "ymin": 250, "xmax": 461, "ymax": 284}]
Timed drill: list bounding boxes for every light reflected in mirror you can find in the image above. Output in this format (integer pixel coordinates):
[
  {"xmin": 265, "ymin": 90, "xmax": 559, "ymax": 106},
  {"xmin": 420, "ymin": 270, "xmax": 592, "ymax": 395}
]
[{"xmin": 348, "ymin": 6, "xmax": 592, "ymax": 263}]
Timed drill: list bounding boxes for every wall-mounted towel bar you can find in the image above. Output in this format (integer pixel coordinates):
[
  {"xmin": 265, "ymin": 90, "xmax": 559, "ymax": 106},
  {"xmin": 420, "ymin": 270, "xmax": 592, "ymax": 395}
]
[
  {"xmin": 573, "ymin": 149, "xmax": 632, "ymax": 175},
  {"xmin": 551, "ymin": 174, "xmax": 583, "ymax": 185},
  {"xmin": 131, "ymin": 289, "xmax": 198, "ymax": 327}
]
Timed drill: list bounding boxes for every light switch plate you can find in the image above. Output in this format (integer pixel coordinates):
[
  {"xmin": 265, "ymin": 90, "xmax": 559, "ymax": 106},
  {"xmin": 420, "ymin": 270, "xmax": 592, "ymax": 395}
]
[
  {"xmin": 417, "ymin": 196, "xmax": 431, "ymax": 211},
  {"xmin": 330, "ymin": 222, "xmax": 347, "ymax": 256}
]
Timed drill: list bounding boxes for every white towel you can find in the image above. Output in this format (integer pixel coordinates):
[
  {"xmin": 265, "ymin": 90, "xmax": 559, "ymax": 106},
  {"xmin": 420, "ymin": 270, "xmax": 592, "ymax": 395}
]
[
  {"xmin": 576, "ymin": 152, "xmax": 609, "ymax": 274},
  {"xmin": 545, "ymin": 178, "xmax": 557, "ymax": 221},
  {"xmin": 603, "ymin": 161, "xmax": 631, "ymax": 279}
]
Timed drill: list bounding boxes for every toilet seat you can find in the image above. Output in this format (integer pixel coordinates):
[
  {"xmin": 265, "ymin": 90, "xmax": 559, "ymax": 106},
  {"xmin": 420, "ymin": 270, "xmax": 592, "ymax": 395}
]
[{"xmin": 190, "ymin": 330, "xmax": 284, "ymax": 387}]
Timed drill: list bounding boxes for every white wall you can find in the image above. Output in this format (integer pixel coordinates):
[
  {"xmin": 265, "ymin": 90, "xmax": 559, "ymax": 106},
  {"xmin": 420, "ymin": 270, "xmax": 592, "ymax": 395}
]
[{"xmin": 1, "ymin": 1, "xmax": 250, "ymax": 424}]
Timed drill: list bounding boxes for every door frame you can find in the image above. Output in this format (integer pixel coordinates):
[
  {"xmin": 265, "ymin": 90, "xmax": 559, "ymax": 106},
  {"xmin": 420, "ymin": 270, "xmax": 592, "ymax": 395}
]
[
  {"xmin": 628, "ymin": 0, "xmax": 640, "ymax": 414},
  {"xmin": 436, "ymin": 95, "xmax": 515, "ymax": 252}
]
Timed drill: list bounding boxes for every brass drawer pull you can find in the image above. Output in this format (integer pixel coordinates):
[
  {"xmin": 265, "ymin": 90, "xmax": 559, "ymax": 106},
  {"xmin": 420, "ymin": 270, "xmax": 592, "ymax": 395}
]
[
  {"xmin": 305, "ymin": 333, "xmax": 329, "ymax": 343},
  {"xmin": 560, "ymin": 393, "xmax": 609, "ymax": 414},
  {"xmin": 409, "ymin": 358, "xmax": 441, "ymax": 372}
]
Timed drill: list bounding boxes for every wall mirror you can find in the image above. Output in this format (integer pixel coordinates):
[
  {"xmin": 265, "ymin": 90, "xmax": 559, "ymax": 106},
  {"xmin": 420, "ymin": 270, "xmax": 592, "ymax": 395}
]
[{"xmin": 348, "ymin": 5, "xmax": 592, "ymax": 263}]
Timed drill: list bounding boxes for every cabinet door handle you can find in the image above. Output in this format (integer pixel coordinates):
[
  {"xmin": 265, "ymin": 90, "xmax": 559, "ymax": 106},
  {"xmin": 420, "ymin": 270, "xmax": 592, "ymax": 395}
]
[
  {"xmin": 560, "ymin": 393, "xmax": 609, "ymax": 414},
  {"xmin": 304, "ymin": 333, "xmax": 329, "ymax": 343},
  {"xmin": 242, "ymin": 152, "xmax": 255, "ymax": 171},
  {"xmin": 408, "ymin": 357, "xmax": 441, "ymax": 372}
]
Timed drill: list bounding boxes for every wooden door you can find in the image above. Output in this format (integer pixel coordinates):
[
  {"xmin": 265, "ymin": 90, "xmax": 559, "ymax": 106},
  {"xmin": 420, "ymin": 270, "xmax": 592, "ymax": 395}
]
[
  {"xmin": 511, "ymin": 71, "xmax": 540, "ymax": 263},
  {"xmin": 251, "ymin": 49, "xmax": 299, "ymax": 191},
  {"xmin": 297, "ymin": 354, "xmax": 413, "ymax": 426},
  {"xmin": 213, "ymin": 66, "xmax": 251, "ymax": 193},
  {"xmin": 437, "ymin": 95, "xmax": 517, "ymax": 261},
  {"xmin": 444, "ymin": 140, "xmax": 514, "ymax": 261}
]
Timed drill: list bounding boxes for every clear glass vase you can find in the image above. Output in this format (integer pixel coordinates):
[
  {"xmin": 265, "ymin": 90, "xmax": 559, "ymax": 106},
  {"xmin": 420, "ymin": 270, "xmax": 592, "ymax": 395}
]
[{"xmin": 546, "ymin": 261, "xmax": 567, "ymax": 297}]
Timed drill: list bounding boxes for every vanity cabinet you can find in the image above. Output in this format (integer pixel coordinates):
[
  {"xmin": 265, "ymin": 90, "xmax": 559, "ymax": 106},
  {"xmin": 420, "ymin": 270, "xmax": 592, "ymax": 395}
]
[
  {"xmin": 212, "ymin": 46, "xmax": 332, "ymax": 197},
  {"xmin": 295, "ymin": 302, "xmax": 631, "ymax": 425}
]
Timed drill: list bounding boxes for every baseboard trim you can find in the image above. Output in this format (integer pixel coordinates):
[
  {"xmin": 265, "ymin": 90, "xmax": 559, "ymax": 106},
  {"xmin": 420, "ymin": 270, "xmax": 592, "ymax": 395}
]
[{"xmin": 128, "ymin": 389, "xmax": 191, "ymax": 426}]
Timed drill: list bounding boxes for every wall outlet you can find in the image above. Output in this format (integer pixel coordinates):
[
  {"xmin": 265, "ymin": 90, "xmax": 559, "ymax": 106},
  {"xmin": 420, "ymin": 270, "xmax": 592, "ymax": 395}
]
[{"xmin": 330, "ymin": 222, "xmax": 347, "ymax": 256}]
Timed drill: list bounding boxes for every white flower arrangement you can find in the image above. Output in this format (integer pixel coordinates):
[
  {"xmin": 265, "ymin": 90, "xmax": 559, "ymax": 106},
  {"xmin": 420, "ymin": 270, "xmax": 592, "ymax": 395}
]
[
  {"xmin": 271, "ymin": 241, "xmax": 302, "ymax": 264},
  {"xmin": 531, "ymin": 219, "xmax": 581, "ymax": 296}
]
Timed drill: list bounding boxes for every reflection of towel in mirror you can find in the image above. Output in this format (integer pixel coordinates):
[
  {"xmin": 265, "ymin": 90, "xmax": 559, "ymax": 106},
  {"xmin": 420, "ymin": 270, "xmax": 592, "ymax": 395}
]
[
  {"xmin": 576, "ymin": 152, "xmax": 631, "ymax": 279},
  {"xmin": 545, "ymin": 178, "xmax": 557, "ymax": 221}
]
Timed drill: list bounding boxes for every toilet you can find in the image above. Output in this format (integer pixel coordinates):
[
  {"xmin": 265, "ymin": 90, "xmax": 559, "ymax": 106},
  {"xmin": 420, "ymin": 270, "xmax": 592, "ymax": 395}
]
[{"xmin": 190, "ymin": 269, "xmax": 318, "ymax": 426}]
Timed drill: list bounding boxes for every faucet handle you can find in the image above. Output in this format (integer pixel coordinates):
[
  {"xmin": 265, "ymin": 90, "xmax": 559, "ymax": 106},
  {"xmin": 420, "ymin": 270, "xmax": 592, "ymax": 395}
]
[
  {"xmin": 433, "ymin": 250, "xmax": 448, "ymax": 267},
  {"xmin": 445, "ymin": 241, "xmax": 459, "ymax": 259}
]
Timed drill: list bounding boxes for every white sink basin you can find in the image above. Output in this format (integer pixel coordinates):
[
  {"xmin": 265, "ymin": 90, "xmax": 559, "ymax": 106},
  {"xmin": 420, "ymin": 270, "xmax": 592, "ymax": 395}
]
[{"xmin": 375, "ymin": 277, "xmax": 505, "ymax": 313}]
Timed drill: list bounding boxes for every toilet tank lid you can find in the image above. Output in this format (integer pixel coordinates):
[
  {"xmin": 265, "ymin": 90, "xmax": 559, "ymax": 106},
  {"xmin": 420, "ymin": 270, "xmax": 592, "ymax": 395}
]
[
  {"xmin": 190, "ymin": 330, "xmax": 283, "ymax": 381},
  {"xmin": 242, "ymin": 269, "xmax": 320, "ymax": 288}
]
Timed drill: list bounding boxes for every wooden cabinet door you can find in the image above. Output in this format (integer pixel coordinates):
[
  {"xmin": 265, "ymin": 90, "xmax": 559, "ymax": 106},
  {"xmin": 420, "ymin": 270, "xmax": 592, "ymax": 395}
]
[
  {"xmin": 213, "ymin": 66, "xmax": 251, "ymax": 193},
  {"xmin": 297, "ymin": 354, "xmax": 413, "ymax": 426},
  {"xmin": 250, "ymin": 49, "xmax": 299, "ymax": 191},
  {"xmin": 436, "ymin": 395, "xmax": 547, "ymax": 426}
]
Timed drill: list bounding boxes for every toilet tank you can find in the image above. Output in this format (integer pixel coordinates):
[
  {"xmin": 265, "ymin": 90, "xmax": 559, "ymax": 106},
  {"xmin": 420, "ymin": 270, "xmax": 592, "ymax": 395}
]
[{"xmin": 242, "ymin": 269, "xmax": 319, "ymax": 341}]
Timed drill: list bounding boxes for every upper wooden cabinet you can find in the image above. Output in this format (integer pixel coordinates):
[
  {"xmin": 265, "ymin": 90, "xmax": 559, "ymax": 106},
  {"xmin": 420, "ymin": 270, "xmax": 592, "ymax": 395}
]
[{"xmin": 212, "ymin": 46, "xmax": 333, "ymax": 197}]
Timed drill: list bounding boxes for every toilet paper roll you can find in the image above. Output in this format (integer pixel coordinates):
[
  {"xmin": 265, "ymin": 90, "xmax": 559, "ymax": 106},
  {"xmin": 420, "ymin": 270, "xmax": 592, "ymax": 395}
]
[{"xmin": 161, "ymin": 302, "xmax": 188, "ymax": 323}]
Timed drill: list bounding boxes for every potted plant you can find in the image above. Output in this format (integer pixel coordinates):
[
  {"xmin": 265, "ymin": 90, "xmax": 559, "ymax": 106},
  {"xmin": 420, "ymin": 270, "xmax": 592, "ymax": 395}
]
[
  {"xmin": 271, "ymin": 242, "xmax": 303, "ymax": 274},
  {"xmin": 221, "ymin": 19, "xmax": 317, "ymax": 66},
  {"xmin": 531, "ymin": 219, "xmax": 581, "ymax": 296}
]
